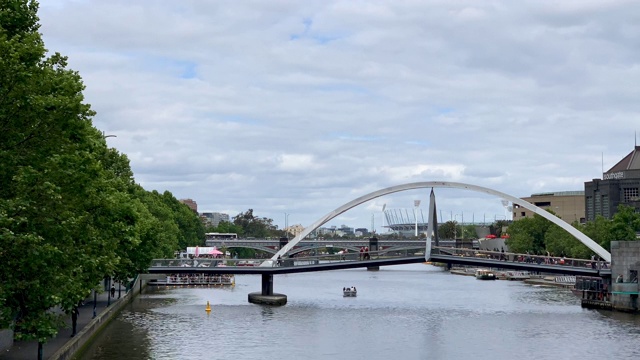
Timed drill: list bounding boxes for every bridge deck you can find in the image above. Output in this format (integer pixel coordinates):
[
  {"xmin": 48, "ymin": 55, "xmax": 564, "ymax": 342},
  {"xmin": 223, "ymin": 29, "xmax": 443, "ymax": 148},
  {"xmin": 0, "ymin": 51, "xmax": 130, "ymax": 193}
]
[{"xmin": 148, "ymin": 247, "xmax": 610, "ymax": 277}]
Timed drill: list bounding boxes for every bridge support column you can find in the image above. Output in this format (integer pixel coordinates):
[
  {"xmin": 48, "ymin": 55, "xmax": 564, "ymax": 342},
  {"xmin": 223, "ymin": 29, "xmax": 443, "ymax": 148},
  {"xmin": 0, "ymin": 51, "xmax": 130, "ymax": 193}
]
[
  {"xmin": 367, "ymin": 237, "xmax": 379, "ymax": 271},
  {"xmin": 248, "ymin": 274, "xmax": 287, "ymax": 306}
]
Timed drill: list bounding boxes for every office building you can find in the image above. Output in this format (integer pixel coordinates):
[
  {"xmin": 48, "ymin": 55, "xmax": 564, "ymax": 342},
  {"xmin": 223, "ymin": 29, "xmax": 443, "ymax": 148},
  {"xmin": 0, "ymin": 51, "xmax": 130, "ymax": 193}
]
[{"xmin": 585, "ymin": 145, "xmax": 640, "ymax": 221}]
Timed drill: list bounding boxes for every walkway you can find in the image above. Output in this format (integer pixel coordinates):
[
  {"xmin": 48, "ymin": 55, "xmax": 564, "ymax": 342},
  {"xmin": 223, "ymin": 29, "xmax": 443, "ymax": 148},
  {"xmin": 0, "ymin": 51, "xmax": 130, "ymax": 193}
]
[{"xmin": 0, "ymin": 284, "xmax": 126, "ymax": 360}]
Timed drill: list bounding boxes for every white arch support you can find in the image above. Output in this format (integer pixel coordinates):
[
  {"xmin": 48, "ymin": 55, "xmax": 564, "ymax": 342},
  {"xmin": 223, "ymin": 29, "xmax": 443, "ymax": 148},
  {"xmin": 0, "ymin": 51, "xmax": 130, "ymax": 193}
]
[{"xmin": 261, "ymin": 181, "xmax": 610, "ymax": 266}]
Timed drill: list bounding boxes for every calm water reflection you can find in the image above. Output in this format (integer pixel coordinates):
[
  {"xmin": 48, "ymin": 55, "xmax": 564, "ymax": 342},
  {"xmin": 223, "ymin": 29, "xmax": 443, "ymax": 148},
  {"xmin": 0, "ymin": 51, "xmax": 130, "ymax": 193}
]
[{"xmin": 81, "ymin": 264, "xmax": 640, "ymax": 360}]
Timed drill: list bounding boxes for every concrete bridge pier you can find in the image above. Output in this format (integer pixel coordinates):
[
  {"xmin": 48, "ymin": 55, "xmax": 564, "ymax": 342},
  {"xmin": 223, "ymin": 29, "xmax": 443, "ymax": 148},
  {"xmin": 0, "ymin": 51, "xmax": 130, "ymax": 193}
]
[
  {"xmin": 248, "ymin": 274, "xmax": 287, "ymax": 306},
  {"xmin": 367, "ymin": 237, "xmax": 379, "ymax": 271}
]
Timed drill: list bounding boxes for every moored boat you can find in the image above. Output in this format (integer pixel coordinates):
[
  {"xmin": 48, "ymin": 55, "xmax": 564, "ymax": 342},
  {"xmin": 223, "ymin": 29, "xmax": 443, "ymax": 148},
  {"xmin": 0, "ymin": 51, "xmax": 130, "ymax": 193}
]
[
  {"xmin": 475, "ymin": 269, "xmax": 497, "ymax": 280},
  {"xmin": 150, "ymin": 274, "xmax": 235, "ymax": 287}
]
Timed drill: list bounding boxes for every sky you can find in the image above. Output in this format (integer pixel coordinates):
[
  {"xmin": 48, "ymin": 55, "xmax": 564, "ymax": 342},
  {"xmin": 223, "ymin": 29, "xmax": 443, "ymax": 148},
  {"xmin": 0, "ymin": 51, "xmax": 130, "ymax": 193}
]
[{"xmin": 37, "ymin": 0, "xmax": 640, "ymax": 233}]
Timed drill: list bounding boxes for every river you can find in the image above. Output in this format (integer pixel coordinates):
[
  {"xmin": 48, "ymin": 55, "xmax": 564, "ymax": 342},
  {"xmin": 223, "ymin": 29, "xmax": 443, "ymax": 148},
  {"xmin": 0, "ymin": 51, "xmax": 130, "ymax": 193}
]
[{"xmin": 80, "ymin": 264, "xmax": 640, "ymax": 360}]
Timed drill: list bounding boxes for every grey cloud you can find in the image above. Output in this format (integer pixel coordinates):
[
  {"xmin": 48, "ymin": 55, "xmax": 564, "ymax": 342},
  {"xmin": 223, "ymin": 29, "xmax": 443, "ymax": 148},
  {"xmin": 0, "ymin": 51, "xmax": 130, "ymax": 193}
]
[{"xmin": 37, "ymin": 0, "xmax": 640, "ymax": 230}]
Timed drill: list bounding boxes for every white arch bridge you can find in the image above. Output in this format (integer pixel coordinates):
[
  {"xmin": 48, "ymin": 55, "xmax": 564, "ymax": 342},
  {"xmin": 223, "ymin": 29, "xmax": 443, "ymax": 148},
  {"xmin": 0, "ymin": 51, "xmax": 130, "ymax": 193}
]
[{"xmin": 262, "ymin": 181, "xmax": 611, "ymax": 265}]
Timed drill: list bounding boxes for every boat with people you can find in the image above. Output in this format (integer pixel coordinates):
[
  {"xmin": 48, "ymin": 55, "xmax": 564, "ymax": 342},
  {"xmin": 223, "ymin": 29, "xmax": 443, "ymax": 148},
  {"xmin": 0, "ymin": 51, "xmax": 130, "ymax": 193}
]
[
  {"xmin": 343, "ymin": 286, "xmax": 357, "ymax": 297},
  {"xmin": 150, "ymin": 274, "xmax": 235, "ymax": 287},
  {"xmin": 475, "ymin": 269, "xmax": 497, "ymax": 280}
]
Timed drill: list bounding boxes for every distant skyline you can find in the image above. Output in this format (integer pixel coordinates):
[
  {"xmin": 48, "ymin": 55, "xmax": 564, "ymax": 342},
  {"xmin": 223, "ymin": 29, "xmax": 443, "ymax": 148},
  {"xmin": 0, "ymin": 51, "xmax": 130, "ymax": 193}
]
[{"xmin": 38, "ymin": 1, "xmax": 639, "ymax": 232}]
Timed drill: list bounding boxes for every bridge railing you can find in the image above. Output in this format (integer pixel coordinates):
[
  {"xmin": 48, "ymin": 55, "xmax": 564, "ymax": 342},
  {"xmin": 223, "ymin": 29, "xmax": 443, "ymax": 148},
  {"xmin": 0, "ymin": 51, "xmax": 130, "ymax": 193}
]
[
  {"xmin": 150, "ymin": 259, "xmax": 220, "ymax": 268},
  {"xmin": 269, "ymin": 247, "xmax": 426, "ymax": 266},
  {"xmin": 151, "ymin": 247, "xmax": 427, "ymax": 269},
  {"xmin": 432, "ymin": 247, "xmax": 609, "ymax": 269}
]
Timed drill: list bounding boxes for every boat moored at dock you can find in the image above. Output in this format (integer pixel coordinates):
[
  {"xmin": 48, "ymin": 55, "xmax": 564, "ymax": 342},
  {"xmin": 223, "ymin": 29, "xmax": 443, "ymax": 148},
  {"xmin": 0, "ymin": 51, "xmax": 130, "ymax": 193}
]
[
  {"xmin": 150, "ymin": 274, "xmax": 235, "ymax": 287},
  {"xmin": 475, "ymin": 269, "xmax": 497, "ymax": 280}
]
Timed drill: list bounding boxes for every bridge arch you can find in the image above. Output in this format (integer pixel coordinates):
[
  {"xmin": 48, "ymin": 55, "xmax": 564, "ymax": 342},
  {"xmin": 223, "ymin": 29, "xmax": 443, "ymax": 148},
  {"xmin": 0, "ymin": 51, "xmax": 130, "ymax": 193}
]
[{"xmin": 263, "ymin": 181, "xmax": 611, "ymax": 265}]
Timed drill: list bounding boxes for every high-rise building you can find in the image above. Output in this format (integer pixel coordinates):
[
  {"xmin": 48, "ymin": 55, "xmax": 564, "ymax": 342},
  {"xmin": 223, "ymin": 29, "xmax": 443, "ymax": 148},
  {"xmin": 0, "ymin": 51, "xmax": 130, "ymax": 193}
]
[
  {"xmin": 180, "ymin": 198, "xmax": 198, "ymax": 213},
  {"xmin": 200, "ymin": 212, "xmax": 230, "ymax": 227},
  {"xmin": 585, "ymin": 145, "xmax": 640, "ymax": 221}
]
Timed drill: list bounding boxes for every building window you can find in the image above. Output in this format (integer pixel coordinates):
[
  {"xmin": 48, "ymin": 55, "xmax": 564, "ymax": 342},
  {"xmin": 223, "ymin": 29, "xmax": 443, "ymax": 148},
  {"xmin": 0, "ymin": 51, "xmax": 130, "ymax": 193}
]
[
  {"xmin": 602, "ymin": 195, "xmax": 609, "ymax": 219},
  {"xmin": 595, "ymin": 192, "xmax": 601, "ymax": 216},
  {"xmin": 521, "ymin": 212, "xmax": 525, "ymax": 217},
  {"xmin": 623, "ymin": 188, "xmax": 639, "ymax": 202},
  {"xmin": 586, "ymin": 196, "xmax": 594, "ymax": 220},
  {"xmin": 534, "ymin": 201, "xmax": 551, "ymax": 207}
]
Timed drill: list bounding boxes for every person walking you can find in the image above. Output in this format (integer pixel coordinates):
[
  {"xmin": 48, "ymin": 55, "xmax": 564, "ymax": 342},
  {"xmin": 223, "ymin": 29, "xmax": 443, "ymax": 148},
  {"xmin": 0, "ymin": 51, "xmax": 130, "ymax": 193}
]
[
  {"xmin": 71, "ymin": 306, "xmax": 79, "ymax": 337},
  {"xmin": 110, "ymin": 284, "xmax": 116, "ymax": 298}
]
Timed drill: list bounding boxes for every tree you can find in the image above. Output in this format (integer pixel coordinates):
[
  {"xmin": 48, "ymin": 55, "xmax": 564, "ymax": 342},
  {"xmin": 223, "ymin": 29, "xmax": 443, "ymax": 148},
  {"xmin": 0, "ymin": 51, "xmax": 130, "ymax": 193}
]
[
  {"xmin": 609, "ymin": 205, "xmax": 640, "ymax": 242},
  {"xmin": 0, "ymin": 0, "xmax": 123, "ymax": 348},
  {"xmin": 159, "ymin": 191, "xmax": 205, "ymax": 249},
  {"xmin": 505, "ymin": 215, "xmax": 550, "ymax": 254},
  {"xmin": 438, "ymin": 221, "xmax": 456, "ymax": 239},
  {"xmin": 0, "ymin": 3, "xmax": 217, "ymax": 352},
  {"xmin": 581, "ymin": 215, "xmax": 615, "ymax": 251},
  {"xmin": 233, "ymin": 209, "xmax": 278, "ymax": 238},
  {"xmin": 207, "ymin": 220, "xmax": 243, "ymax": 235}
]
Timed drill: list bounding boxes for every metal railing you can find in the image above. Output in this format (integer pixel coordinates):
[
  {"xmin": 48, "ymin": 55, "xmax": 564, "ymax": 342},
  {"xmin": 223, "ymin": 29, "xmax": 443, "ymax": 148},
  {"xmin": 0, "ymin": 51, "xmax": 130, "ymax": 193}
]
[{"xmin": 431, "ymin": 247, "xmax": 609, "ymax": 269}]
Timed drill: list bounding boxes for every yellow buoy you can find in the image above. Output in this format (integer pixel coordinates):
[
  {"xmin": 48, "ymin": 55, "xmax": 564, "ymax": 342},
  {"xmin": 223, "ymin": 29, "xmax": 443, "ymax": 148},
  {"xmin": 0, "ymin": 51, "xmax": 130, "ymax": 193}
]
[{"xmin": 205, "ymin": 301, "xmax": 211, "ymax": 313}]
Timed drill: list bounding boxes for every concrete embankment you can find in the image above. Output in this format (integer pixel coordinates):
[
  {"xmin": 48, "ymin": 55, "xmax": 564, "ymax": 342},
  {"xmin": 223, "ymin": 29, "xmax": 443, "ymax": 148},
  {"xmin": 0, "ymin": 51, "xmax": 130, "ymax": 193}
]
[
  {"xmin": 1, "ymin": 276, "xmax": 148, "ymax": 360},
  {"xmin": 49, "ymin": 277, "xmax": 149, "ymax": 360}
]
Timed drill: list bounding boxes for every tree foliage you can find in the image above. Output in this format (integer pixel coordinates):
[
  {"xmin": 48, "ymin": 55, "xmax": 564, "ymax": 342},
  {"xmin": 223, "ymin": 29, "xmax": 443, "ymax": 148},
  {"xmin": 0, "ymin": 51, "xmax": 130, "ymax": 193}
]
[
  {"xmin": 232, "ymin": 209, "xmax": 279, "ymax": 238},
  {"xmin": 506, "ymin": 205, "xmax": 640, "ymax": 259},
  {"xmin": 0, "ymin": 0, "xmax": 204, "ymax": 344},
  {"xmin": 207, "ymin": 220, "xmax": 243, "ymax": 235}
]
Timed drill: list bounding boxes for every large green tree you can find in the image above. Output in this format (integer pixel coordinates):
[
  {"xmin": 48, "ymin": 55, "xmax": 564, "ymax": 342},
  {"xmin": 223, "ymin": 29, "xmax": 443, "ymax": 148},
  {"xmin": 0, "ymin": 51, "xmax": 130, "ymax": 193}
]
[
  {"xmin": 159, "ymin": 191, "xmax": 205, "ymax": 249},
  {"xmin": 233, "ymin": 209, "xmax": 279, "ymax": 238},
  {"xmin": 0, "ymin": 2, "xmax": 205, "ymax": 351},
  {"xmin": 0, "ymin": 0, "xmax": 142, "ymax": 350},
  {"xmin": 505, "ymin": 214, "xmax": 551, "ymax": 254}
]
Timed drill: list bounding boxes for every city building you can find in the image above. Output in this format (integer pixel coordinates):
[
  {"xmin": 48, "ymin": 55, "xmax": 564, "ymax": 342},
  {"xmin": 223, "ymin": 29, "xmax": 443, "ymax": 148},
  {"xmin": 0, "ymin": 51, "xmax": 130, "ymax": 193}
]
[
  {"xmin": 284, "ymin": 224, "xmax": 305, "ymax": 238},
  {"xmin": 585, "ymin": 145, "xmax": 640, "ymax": 221},
  {"xmin": 512, "ymin": 191, "xmax": 585, "ymax": 224},
  {"xmin": 200, "ymin": 212, "xmax": 230, "ymax": 227},
  {"xmin": 179, "ymin": 198, "xmax": 198, "ymax": 213}
]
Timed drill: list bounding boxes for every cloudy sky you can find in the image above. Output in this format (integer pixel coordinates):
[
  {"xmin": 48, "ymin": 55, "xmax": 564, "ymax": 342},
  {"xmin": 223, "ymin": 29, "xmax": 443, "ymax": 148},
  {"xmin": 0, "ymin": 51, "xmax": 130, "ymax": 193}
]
[{"xmin": 37, "ymin": 0, "xmax": 639, "ymax": 232}]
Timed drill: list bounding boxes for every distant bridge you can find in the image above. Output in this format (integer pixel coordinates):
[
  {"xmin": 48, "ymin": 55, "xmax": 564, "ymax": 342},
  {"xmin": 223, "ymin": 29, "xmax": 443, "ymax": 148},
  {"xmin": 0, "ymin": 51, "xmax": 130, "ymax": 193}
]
[{"xmin": 204, "ymin": 238, "xmax": 474, "ymax": 255}]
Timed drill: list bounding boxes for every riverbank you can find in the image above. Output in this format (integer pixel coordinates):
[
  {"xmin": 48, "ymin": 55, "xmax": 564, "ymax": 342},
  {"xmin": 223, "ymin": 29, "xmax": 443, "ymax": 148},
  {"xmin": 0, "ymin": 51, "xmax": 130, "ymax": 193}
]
[
  {"xmin": 449, "ymin": 267, "xmax": 575, "ymax": 288},
  {"xmin": 0, "ymin": 277, "xmax": 147, "ymax": 360}
]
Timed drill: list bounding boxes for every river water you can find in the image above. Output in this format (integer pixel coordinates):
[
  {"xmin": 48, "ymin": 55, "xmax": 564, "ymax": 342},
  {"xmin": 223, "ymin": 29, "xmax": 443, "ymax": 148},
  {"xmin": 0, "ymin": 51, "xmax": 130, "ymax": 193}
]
[{"xmin": 81, "ymin": 264, "xmax": 640, "ymax": 360}]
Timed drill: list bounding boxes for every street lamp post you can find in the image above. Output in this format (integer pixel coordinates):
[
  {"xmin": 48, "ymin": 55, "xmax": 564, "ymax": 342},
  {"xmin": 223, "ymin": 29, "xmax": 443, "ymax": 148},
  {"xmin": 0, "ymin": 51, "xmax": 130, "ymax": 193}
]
[
  {"xmin": 284, "ymin": 213, "xmax": 290, "ymax": 239},
  {"xmin": 381, "ymin": 204, "xmax": 386, "ymax": 234},
  {"xmin": 102, "ymin": 131, "xmax": 117, "ymax": 139},
  {"xmin": 454, "ymin": 214, "xmax": 462, "ymax": 240},
  {"xmin": 414, "ymin": 200, "xmax": 421, "ymax": 237}
]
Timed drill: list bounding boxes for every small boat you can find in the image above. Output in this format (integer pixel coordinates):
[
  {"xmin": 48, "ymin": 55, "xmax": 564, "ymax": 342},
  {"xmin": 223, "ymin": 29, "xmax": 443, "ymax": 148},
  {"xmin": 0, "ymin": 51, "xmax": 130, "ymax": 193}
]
[
  {"xmin": 475, "ymin": 269, "xmax": 497, "ymax": 280},
  {"xmin": 343, "ymin": 288, "xmax": 357, "ymax": 297}
]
